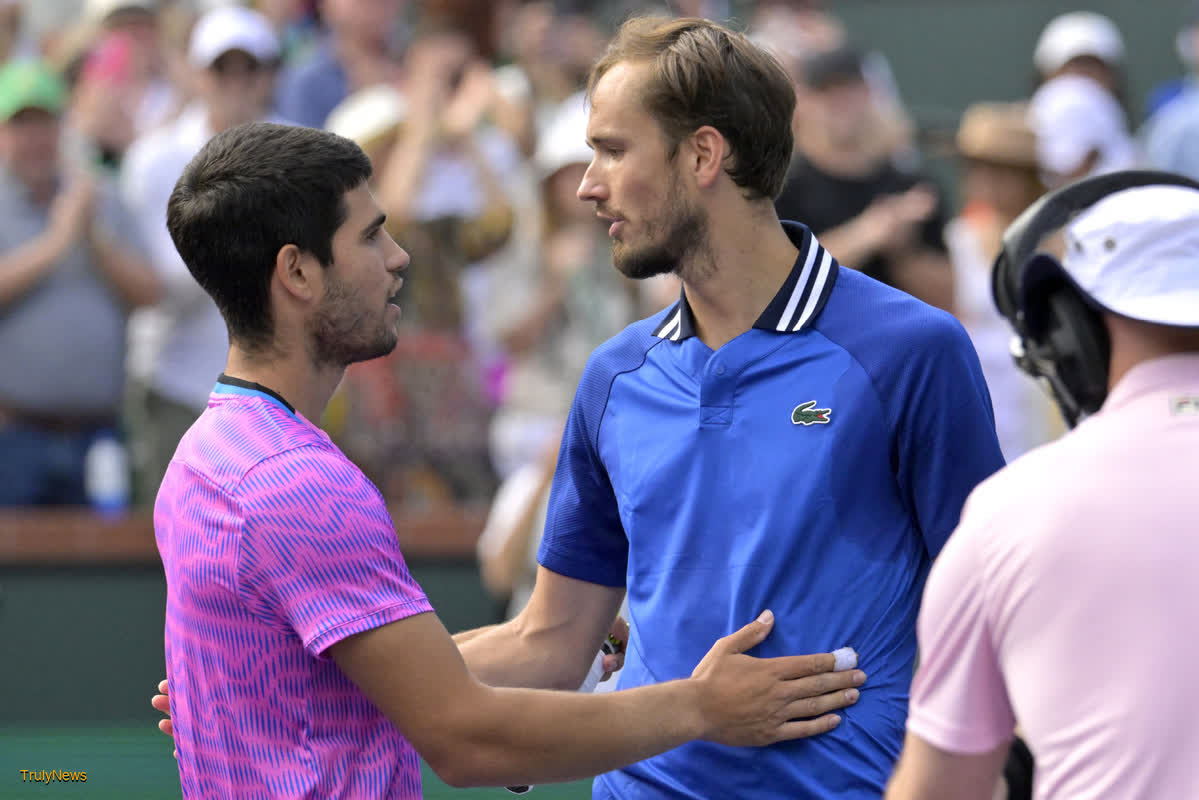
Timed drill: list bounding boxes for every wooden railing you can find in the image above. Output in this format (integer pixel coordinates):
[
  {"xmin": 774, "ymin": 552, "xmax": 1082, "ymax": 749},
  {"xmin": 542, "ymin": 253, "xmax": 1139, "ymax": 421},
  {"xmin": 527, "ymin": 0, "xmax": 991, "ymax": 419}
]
[{"xmin": 0, "ymin": 506, "xmax": 487, "ymax": 565}]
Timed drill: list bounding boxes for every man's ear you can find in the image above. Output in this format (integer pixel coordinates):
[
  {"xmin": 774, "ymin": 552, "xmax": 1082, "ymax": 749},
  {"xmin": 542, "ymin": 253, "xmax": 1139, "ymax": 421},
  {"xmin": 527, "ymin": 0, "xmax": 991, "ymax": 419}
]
[
  {"xmin": 688, "ymin": 125, "xmax": 728, "ymax": 188},
  {"xmin": 274, "ymin": 244, "xmax": 320, "ymax": 302}
]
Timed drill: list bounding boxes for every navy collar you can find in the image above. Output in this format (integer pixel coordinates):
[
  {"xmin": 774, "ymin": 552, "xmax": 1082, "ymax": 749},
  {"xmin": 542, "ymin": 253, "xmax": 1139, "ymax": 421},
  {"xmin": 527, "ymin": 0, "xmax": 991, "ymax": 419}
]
[
  {"xmin": 215, "ymin": 373, "xmax": 296, "ymax": 415},
  {"xmin": 652, "ymin": 221, "xmax": 839, "ymax": 341}
]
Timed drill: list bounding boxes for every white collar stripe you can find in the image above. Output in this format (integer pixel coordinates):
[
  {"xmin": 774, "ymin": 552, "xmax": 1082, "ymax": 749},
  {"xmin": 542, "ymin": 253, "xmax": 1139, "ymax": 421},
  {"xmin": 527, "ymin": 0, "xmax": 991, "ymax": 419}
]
[
  {"xmin": 794, "ymin": 248, "xmax": 834, "ymax": 331},
  {"xmin": 775, "ymin": 239, "xmax": 820, "ymax": 332},
  {"xmin": 655, "ymin": 307, "xmax": 682, "ymax": 339}
]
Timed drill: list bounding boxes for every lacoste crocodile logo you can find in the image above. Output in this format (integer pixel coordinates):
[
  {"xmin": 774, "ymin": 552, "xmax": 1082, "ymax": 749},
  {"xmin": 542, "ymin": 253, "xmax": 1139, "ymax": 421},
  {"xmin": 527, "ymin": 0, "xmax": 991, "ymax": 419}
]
[{"xmin": 791, "ymin": 400, "xmax": 831, "ymax": 426}]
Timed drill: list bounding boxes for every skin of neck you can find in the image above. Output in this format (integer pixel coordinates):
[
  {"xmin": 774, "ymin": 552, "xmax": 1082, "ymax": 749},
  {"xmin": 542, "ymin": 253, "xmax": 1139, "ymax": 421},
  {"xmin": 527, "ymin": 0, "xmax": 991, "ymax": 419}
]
[
  {"xmin": 222, "ymin": 279, "xmax": 345, "ymax": 422},
  {"xmin": 681, "ymin": 184, "xmax": 799, "ymax": 350},
  {"xmin": 1104, "ymin": 314, "xmax": 1199, "ymax": 391}
]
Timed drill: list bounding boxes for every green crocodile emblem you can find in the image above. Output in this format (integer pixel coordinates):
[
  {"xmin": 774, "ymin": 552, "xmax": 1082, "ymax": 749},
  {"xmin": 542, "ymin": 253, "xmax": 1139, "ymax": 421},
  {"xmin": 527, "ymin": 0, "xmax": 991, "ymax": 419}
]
[{"xmin": 791, "ymin": 400, "xmax": 831, "ymax": 426}]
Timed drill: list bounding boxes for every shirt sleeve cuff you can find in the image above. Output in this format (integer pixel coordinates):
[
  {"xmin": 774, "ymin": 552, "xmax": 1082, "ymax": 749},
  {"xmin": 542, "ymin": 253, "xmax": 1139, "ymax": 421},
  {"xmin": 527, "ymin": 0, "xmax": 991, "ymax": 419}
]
[
  {"xmin": 306, "ymin": 597, "xmax": 434, "ymax": 660},
  {"xmin": 538, "ymin": 543, "xmax": 626, "ymax": 588},
  {"xmin": 905, "ymin": 705, "xmax": 1015, "ymax": 756}
]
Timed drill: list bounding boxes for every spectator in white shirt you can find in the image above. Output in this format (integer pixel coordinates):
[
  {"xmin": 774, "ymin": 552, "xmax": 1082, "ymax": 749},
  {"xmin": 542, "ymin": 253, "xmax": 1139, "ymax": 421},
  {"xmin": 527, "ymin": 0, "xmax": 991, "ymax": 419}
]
[{"xmin": 119, "ymin": 5, "xmax": 284, "ymax": 505}]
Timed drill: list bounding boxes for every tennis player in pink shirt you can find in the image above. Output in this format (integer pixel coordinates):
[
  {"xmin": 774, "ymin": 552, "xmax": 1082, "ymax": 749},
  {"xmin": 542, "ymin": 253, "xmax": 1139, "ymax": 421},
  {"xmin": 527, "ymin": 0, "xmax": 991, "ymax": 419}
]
[
  {"xmin": 887, "ymin": 174, "xmax": 1199, "ymax": 799},
  {"xmin": 153, "ymin": 121, "xmax": 865, "ymax": 798}
]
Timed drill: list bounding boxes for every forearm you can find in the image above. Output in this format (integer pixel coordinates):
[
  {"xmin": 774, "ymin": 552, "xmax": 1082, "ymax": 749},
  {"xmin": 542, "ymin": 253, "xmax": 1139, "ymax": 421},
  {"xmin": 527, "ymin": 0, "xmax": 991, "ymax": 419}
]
[
  {"xmin": 88, "ymin": 229, "xmax": 163, "ymax": 307},
  {"xmin": 453, "ymin": 624, "xmax": 498, "ymax": 646},
  {"xmin": 376, "ymin": 124, "xmax": 438, "ymax": 227},
  {"xmin": 885, "ymin": 732, "xmax": 1010, "ymax": 800},
  {"xmin": 0, "ymin": 232, "xmax": 63, "ymax": 305},
  {"xmin": 457, "ymin": 616, "xmax": 589, "ymax": 690},
  {"xmin": 439, "ymin": 679, "xmax": 702, "ymax": 788}
]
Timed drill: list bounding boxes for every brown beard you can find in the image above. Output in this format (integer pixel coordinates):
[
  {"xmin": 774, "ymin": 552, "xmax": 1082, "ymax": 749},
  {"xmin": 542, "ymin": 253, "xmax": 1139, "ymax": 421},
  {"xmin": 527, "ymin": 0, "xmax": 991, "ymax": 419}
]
[
  {"xmin": 612, "ymin": 172, "xmax": 713, "ymax": 282},
  {"xmin": 307, "ymin": 273, "xmax": 398, "ymax": 368}
]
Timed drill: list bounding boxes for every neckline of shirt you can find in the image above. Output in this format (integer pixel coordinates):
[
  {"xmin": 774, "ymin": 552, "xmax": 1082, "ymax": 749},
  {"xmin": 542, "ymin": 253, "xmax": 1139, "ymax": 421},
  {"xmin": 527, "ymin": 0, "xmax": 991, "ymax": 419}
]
[
  {"xmin": 651, "ymin": 221, "xmax": 839, "ymax": 342},
  {"xmin": 214, "ymin": 373, "xmax": 297, "ymax": 416}
]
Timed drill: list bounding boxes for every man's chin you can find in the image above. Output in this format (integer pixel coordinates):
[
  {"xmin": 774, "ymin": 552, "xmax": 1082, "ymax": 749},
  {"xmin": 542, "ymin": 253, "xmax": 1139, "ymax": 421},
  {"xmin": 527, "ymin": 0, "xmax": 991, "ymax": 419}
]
[
  {"xmin": 332, "ymin": 332, "xmax": 400, "ymax": 367},
  {"xmin": 613, "ymin": 251, "xmax": 677, "ymax": 281}
]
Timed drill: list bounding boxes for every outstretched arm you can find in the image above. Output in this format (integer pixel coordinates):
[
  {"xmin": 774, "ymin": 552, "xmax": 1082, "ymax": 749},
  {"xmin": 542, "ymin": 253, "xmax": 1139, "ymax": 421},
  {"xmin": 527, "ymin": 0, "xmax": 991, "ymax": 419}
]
[{"xmin": 333, "ymin": 607, "xmax": 860, "ymax": 788}]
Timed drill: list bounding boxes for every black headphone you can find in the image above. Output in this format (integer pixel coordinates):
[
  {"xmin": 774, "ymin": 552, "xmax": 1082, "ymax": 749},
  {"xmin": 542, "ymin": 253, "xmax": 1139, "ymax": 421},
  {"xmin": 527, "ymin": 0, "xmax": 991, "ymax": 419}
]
[{"xmin": 991, "ymin": 169, "xmax": 1199, "ymax": 428}]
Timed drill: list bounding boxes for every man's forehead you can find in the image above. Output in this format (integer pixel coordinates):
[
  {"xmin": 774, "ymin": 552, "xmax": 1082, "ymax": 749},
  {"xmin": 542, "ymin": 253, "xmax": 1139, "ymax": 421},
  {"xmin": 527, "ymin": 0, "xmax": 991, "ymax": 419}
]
[
  {"xmin": 587, "ymin": 61, "xmax": 653, "ymax": 133},
  {"xmin": 344, "ymin": 181, "xmax": 381, "ymax": 216},
  {"xmin": 590, "ymin": 61, "xmax": 648, "ymax": 107}
]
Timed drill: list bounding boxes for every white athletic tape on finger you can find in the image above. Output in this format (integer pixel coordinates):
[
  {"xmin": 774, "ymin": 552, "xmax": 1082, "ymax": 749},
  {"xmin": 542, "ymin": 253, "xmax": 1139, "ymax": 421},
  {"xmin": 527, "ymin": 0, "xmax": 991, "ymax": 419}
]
[{"xmin": 832, "ymin": 647, "xmax": 857, "ymax": 672}]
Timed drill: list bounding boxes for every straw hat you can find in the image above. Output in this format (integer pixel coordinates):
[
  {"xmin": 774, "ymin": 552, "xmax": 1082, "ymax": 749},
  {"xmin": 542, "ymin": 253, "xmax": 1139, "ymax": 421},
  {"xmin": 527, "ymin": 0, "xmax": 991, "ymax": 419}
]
[{"xmin": 956, "ymin": 102, "xmax": 1038, "ymax": 168}]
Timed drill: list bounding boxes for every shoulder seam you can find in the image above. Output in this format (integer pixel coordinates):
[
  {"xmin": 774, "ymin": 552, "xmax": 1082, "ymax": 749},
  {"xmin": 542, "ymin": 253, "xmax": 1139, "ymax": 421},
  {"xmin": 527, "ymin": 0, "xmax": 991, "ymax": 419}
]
[
  {"xmin": 594, "ymin": 335, "xmax": 666, "ymax": 451},
  {"xmin": 808, "ymin": 325, "xmax": 898, "ymax": 450}
]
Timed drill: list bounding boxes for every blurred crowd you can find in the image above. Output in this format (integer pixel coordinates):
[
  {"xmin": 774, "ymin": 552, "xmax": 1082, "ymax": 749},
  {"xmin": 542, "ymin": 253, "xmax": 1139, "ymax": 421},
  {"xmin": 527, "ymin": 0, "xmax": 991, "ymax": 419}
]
[{"xmin": 1, "ymin": 0, "xmax": 1197, "ymax": 592}]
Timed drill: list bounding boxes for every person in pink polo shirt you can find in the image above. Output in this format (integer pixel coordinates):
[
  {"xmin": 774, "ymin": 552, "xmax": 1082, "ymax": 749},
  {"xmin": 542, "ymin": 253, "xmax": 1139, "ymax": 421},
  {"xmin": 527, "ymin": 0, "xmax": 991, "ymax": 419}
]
[
  {"xmin": 886, "ymin": 172, "xmax": 1199, "ymax": 799},
  {"xmin": 153, "ymin": 120, "xmax": 865, "ymax": 799}
]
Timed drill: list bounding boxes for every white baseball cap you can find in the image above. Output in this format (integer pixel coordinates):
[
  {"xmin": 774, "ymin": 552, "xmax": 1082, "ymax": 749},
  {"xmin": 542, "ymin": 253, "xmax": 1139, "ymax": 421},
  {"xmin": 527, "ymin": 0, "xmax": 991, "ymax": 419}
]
[
  {"xmin": 188, "ymin": 5, "xmax": 280, "ymax": 69},
  {"xmin": 1055, "ymin": 184, "xmax": 1199, "ymax": 327},
  {"xmin": 325, "ymin": 85, "xmax": 408, "ymax": 147},
  {"xmin": 534, "ymin": 91, "xmax": 593, "ymax": 180},
  {"xmin": 1028, "ymin": 74, "xmax": 1136, "ymax": 179},
  {"xmin": 1034, "ymin": 11, "xmax": 1124, "ymax": 75}
]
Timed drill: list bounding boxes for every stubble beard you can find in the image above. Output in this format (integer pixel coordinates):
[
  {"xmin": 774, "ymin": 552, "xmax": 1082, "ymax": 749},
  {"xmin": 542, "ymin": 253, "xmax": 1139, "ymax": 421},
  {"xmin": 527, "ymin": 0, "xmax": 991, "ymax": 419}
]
[
  {"xmin": 611, "ymin": 177, "xmax": 714, "ymax": 284},
  {"xmin": 307, "ymin": 275, "xmax": 399, "ymax": 368}
]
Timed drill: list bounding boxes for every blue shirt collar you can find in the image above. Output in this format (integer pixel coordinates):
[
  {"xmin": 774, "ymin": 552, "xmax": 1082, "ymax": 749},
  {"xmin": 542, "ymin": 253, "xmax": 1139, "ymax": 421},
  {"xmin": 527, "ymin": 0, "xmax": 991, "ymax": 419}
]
[{"xmin": 652, "ymin": 221, "xmax": 839, "ymax": 341}]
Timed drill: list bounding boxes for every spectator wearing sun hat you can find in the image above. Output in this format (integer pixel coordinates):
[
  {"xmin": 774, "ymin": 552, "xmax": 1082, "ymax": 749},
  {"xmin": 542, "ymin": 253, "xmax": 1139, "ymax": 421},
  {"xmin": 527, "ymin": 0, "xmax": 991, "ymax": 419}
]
[
  {"xmin": 119, "ymin": 4, "xmax": 286, "ymax": 506},
  {"xmin": 321, "ymin": 75, "xmax": 520, "ymax": 509},
  {"xmin": 945, "ymin": 101, "xmax": 1063, "ymax": 462}
]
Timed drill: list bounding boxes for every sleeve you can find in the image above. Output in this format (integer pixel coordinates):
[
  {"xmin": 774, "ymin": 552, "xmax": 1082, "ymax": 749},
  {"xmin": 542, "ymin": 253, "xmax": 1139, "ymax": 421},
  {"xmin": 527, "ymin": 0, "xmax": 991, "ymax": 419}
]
[
  {"xmin": 236, "ymin": 448, "xmax": 433, "ymax": 659},
  {"xmin": 537, "ymin": 361, "xmax": 628, "ymax": 587},
  {"xmin": 906, "ymin": 496, "xmax": 1016, "ymax": 753},
  {"xmin": 893, "ymin": 314, "xmax": 1006, "ymax": 557}
]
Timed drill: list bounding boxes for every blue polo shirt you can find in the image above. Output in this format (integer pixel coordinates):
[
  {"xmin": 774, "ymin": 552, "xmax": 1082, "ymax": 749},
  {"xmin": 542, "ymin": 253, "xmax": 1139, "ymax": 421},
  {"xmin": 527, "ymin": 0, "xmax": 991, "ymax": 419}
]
[{"xmin": 539, "ymin": 221, "xmax": 1005, "ymax": 799}]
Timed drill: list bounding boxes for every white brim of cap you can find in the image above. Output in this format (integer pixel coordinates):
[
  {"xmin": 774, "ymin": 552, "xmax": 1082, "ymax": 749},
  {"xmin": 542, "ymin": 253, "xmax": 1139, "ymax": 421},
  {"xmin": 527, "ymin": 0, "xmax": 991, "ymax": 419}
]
[
  {"xmin": 1068, "ymin": 249, "xmax": 1199, "ymax": 328},
  {"xmin": 191, "ymin": 42, "xmax": 278, "ymax": 69},
  {"xmin": 1096, "ymin": 291, "xmax": 1199, "ymax": 327}
]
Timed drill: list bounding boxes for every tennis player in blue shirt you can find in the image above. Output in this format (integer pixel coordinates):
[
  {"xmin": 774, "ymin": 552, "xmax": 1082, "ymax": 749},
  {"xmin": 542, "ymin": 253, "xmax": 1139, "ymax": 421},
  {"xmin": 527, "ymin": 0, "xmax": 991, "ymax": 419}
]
[
  {"xmin": 457, "ymin": 16, "xmax": 1005, "ymax": 799},
  {"xmin": 452, "ymin": 16, "xmax": 1007, "ymax": 798}
]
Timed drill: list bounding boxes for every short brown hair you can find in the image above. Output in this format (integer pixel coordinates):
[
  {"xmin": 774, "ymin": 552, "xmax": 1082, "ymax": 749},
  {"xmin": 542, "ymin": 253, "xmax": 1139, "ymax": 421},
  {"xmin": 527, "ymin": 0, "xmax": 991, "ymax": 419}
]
[{"xmin": 587, "ymin": 16, "xmax": 796, "ymax": 200}]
